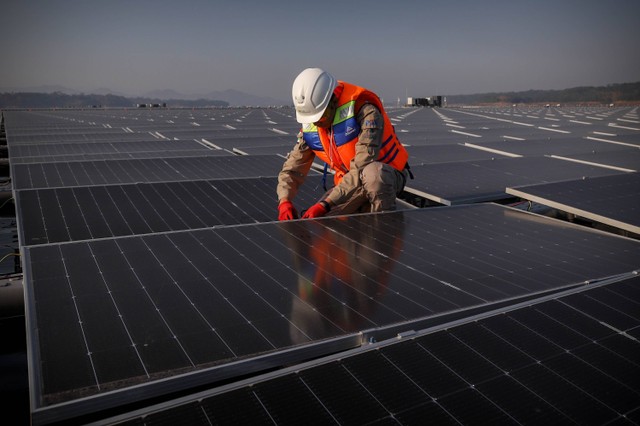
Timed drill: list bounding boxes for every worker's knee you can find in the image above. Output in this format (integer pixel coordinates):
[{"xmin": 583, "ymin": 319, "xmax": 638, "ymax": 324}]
[{"xmin": 361, "ymin": 162, "xmax": 401, "ymax": 211}]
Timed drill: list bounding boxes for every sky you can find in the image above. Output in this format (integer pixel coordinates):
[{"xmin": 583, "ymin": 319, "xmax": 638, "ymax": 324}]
[{"xmin": 1, "ymin": 0, "xmax": 639, "ymax": 103}]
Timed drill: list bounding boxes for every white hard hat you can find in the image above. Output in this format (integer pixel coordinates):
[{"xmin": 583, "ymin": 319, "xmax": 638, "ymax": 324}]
[{"xmin": 291, "ymin": 68, "xmax": 337, "ymax": 124}]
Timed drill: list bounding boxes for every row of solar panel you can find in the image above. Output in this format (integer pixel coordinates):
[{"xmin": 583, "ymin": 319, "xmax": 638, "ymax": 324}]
[
  {"xmin": 24, "ymin": 205, "xmax": 640, "ymax": 421},
  {"xmin": 102, "ymin": 275, "xmax": 640, "ymax": 426},
  {"xmin": 7, "ymin": 107, "xmax": 639, "ymax": 425}
]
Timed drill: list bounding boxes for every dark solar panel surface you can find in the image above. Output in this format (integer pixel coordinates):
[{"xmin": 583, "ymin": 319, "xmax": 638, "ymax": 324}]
[
  {"xmin": 16, "ymin": 176, "xmax": 326, "ymax": 245},
  {"xmin": 12, "ymin": 154, "xmax": 286, "ymax": 190},
  {"xmin": 6, "ymin": 131, "xmax": 169, "ymax": 145},
  {"xmin": 507, "ymin": 172, "xmax": 640, "ymax": 235},
  {"xmin": 232, "ymin": 145, "xmax": 292, "ymax": 156},
  {"xmin": 463, "ymin": 137, "xmax": 632, "ymax": 157},
  {"xmin": 406, "ymin": 156, "xmax": 627, "ymax": 205},
  {"xmin": 407, "ymin": 144, "xmax": 507, "ymax": 165},
  {"xmin": 24, "ymin": 204, "xmax": 640, "ymax": 415},
  {"xmin": 9, "ymin": 149, "xmax": 232, "ymax": 164},
  {"xmin": 7, "ymin": 140, "xmax": 232, "ymax": 163},
  {"xmin": 6, "ymin": 107, "xmax": 640, "ymax": 425},
  {"xmin": 562, "ymin": 149, "xmax": 640, "ymax": 171},
  {"xmin": 104, "ymin": 274, "xmax": 640, "ymax": 426}
]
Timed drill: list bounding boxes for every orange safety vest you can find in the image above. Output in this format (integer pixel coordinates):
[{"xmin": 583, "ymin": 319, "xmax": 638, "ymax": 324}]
[{"xmin": 302, "ymin": 81, "xmax": 408, "ymax": 186}]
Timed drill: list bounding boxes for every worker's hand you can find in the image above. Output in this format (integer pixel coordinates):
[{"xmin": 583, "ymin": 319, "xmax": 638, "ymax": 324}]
[
  {"xmin": 302, "ymin": 201, "xmax": 329, "ymax": 219},
  {"xmin": 278, "ymin": 200, "xmax": 298, "ymax": 221}
]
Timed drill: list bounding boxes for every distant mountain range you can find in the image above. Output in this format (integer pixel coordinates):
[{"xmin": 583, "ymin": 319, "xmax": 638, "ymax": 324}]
[
  {"xmin": 0, "ymin": 85, "xmax": 289, "ymax": 107},
  {"xmin": 2, "ymin": 81, "xmax": 639, "ymax": 108}
]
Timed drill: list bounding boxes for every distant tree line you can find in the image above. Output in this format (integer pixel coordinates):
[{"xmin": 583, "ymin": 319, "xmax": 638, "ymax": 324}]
[
  {"xmin": 0, "ymin": 92, "xmax": 229, "ymax": 108},
  {"xmin": 447, "ymin": 81, "xmax": 640, "ymax": 105}
]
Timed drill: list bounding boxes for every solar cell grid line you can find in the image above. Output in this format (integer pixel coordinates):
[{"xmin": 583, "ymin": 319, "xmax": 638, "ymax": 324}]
[
  {"xmin": 98, "ymin": 276, "xmax": 640, "ymax": 426},
  {"xmin": 101, "ymin": 184, "xmax": 158, "ymax": 234},
  {"xmin": 60, "ymin": 160, "xmax": 88, "ymax": 186},
  {"xmin": 112, "ymin": 159, "xmax": 159, "ymax": 184},
  {"xmin": 354, "ymin": 205, "xmax": 591, "ymax": 295},
  {"xmin": 137, "ymin": 182, "xmax": 201, "ymax": 230},
  {"xmin": 12, "ymin": 155, "xmax": 286, "ymax": 190},
  {"xmin": 119, "ymin": 184, "xmax": 175, "ymax": 232},
  {"xmin": 173, "ymin": 180, "xmax": 252, "ymax": 226},
  {"xmin": 15, "ymin": 176, "xmax": 326, "ymax": 245},
  {"xmin": 217, "ymin": 220, "xmax": 434, "ymax": 323},
  {"xmin": 86, "ymin": 186, "xmax": 136, "ymax": 237},
  {"xmin": 283, "ymin": 214, "xmax": 485, "ymax": 313},
  {"xmin": 203, "ymin": 179, "xmax": 271, "ymax": 224},
  {"xmin": 475, "ymin": 208, "xmax": 638, "ymax": 277},
  {"xmin": 182, "ymin": 228, "xmax": 354, "ymax": 340},
  {"xmin": 24, "ymin": 206, "xmax": 640, "ymax": 422},
  {"xmin": 332, "ymin": 207, "xmax": 547, "ymax": 292},
  {"xmin": 14, "ymin": 189, "xmax": 47, "ymax": 246},
  {"xmin": 51, "ymin": 185, "xmax": 93, "ymax": 242},
  {"xmin": 169, "ymin": 228, "xmax": 351, "ymax": 346},
  {"xmin": 503, "ymin": 205, "xmax": 633, "ymax": 275},
  {"xmin": 558, "ymin": 287, "xmax": 640, "ymax": 332},
  {"xmin": 107, "ymin": 234, "xmax": 250, "ymax": 360},
  {"xmin": 26, "ymin": 226, "xmax": 359, "ymax": 406},
  {"xmin": 10, "ymin": 148, "xmax": 233, "ymax": 164}
]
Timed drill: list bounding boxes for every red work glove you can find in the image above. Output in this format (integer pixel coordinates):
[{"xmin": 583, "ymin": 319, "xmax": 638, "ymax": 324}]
[
  {"xmin": 278, "ymin": 200, "xmax": 298, "ymax": 221},
  {"xmin": 302, "ymin": 201, "xmax": 329, "ymax": 219}
]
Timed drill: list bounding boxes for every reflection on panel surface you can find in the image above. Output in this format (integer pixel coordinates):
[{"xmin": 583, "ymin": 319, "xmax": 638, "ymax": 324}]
[
  {"xmin": 25, "ymin": 204, "xmax": 640, "ymax": 410},
  {"xmin": 106, "ymin": 275, "xmax": 640, "ymax": 426}
]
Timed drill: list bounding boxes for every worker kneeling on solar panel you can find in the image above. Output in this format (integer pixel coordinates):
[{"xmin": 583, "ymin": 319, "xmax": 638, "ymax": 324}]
[{"xmin": 277, "ymin": 68, "xmax": 412, "ymax": 220}]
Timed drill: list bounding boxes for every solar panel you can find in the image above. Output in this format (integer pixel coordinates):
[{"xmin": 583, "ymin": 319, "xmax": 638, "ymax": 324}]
[
  {"xmin": 407, "ymin": 144, "xmax": 508, "ymax": 165},
  {"xmin": 461, "ymin": 137, "xmax": 631, "ymax": 157},
  {"xmin": 7, "ymin": 107, "xmax": 640, "ymax": 425},
  {"xmin": 232, "ymin": 145, "xmax": 292, "ymax": 156},
  {"xmin": 97, "ymin": 274, "xmax": 640, "ymax": 426},
  {"xmin": 24, "ymin": 204, "xmax": 640, "ymax": 423},
  {"xmin": 11, "ymin": 154, "xmax": 286, "ymax": 190},
  {"xmin": 5, "ymin": 131, "xmax": 166, "ymax": 145},
  {"xmin": 8, "ymin": 140, "xmax": 227, "ymax": 162},
  {"xmin": 507, "ymin": 172, "xmax": 640, "ymax": 235},
  {"xmin": 9, "ymin": 149, "xmax": 233, "ymax": 164},
  {"xmin": 556, "ymin": 149, "xmax": 640, "ymax": 172},
  {"xmin": 15, "ymin": 176, "xmax": 326, "ymax": 245},
  {"xmin": 406, "ymin": 156, "xmax": 627, "ymax": 205}
]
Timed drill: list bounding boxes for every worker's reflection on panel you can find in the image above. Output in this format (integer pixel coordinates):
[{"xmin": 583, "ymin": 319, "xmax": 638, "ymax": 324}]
[{"xmin": 280, "ymin": 213, "xmax": 406, "ymax": 343}]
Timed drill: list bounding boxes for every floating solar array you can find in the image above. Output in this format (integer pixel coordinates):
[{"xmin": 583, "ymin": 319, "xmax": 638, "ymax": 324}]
[
  {"xmin": 102, "ymin": 274, "xmax": 640, "ymax": 426},
  {"xmin": 4, "ymin": 106, "xmax": 640, "ymax": 425},
  {"xmin": 400, "ymin": 106, "xmax": 640, "ymax": 205},
  {"xmin": 23, "ymin": 205, "xmax": 640, "ymax": 423}
]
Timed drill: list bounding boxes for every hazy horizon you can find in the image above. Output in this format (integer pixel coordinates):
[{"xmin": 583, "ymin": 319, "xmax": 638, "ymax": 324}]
[{"xmin": 2, "ymin": 0, "xmax": 639, "ymax": 103}]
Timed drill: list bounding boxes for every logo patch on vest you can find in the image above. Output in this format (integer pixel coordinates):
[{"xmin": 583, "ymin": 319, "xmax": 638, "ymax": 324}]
[{"xmin": 345, "ymin": 126, "xmax": 356, "ymax": 136}]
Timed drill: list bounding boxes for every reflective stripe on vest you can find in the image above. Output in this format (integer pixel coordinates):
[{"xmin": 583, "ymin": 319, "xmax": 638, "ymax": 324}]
[
  {"xmin": 332, "ymin": 101, "xmax": 359, "ymax": 146},
  {"xmin": 302, "ymin": 100, "xmax": 359, "ymax": 149},
  {"xmin": 302, "ymin": 123, "xmax": 323, "ymax": 151}
]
